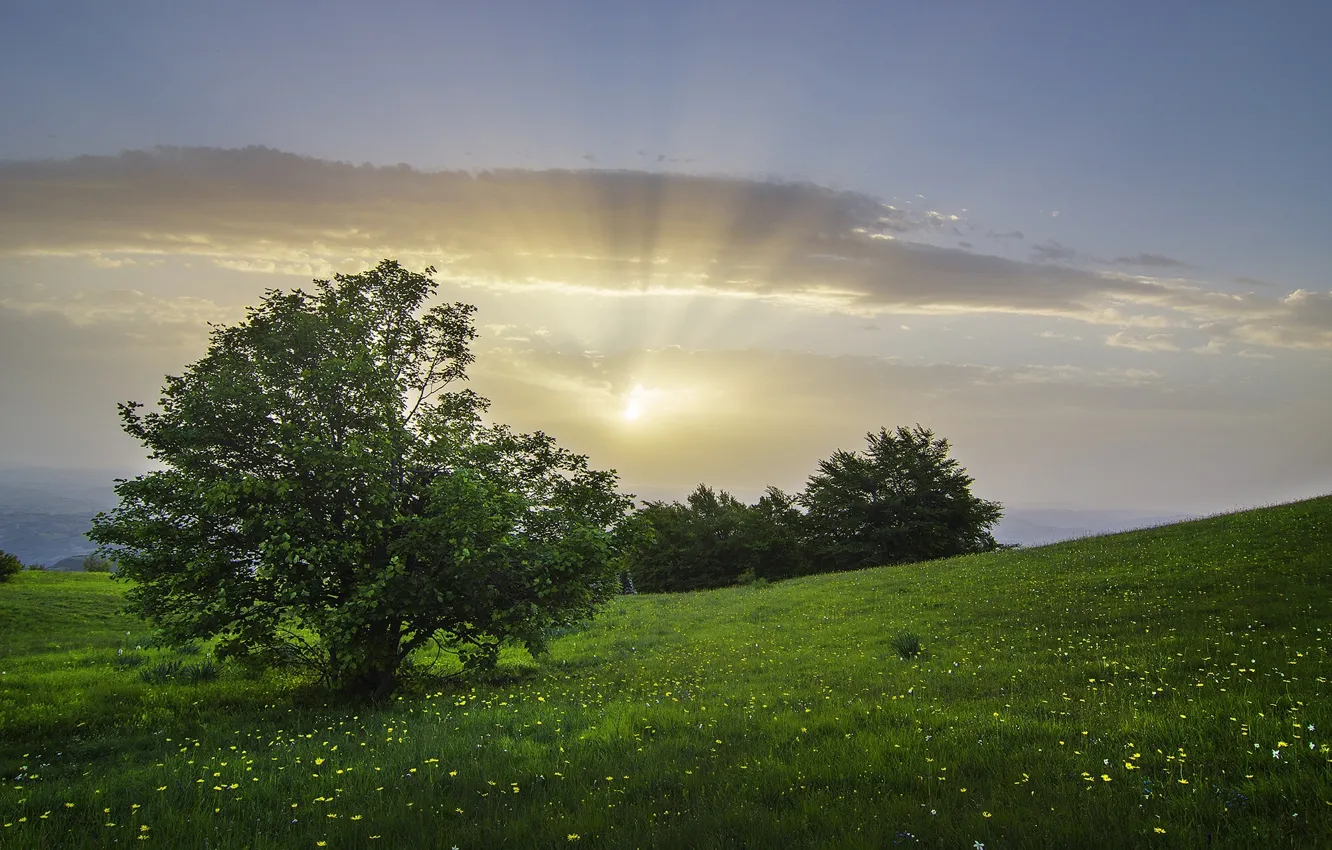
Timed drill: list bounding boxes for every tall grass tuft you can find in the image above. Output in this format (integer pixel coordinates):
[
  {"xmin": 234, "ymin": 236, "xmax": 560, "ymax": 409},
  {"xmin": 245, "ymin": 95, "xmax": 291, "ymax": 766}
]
[
  {"xmin": 138, "ymin": 659, "xmax": 183, "ymax": 684},
  {"xmin": 179, "ymin": 659, "xmax": 220, "ymax": 683},
  {"xmin": 891, "ymin": 629, "xmax": 922, "ymax": 659}
]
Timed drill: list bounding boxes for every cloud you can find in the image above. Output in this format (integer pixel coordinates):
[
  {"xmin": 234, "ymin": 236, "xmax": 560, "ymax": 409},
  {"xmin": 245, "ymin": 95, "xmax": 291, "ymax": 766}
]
[
  {"xmin": 1003, "ymin": 364, "xmax": 1084, "ymax": 384},
  {"xmin": 0, "ymin": 281, "xmax": 230, "ymax": 348},
  {"xmin": 211, "ymin": 257, "xmax": 339, "ymax": 277},
  {"xmin": 986, "ymin": 229, "xmax": 1025, "ymax": 239},
  {"xmin": 1226, "ymin": 289, "xmax": 1332, "ymax": 350},
  {"xmin": 1096, "ymin": 367, "xmax": 1164, "ymax": 386},
  {"xmin": 3, "ymin": 146, "xmax": 1329, "ymax": 349},
  {"xmin": 1105, "ymin": 331, "xmax": 1180, "ymax": 352},
  {"xmin": 1031, "ymin": 241, "xmax": 1082, "ymax": 263},
  {"xmin": 86, "ymin": 253, "xmax": 161, "ymax": 269},
  {"xmin": 1113, "ymin": 252, "xmax": 1187, "ymax": 268},
  {"xmin": 1139, "ymin": 287, "xmax": 1332, "ymax": 350},
  {"xmin": 1037, "ymin": 248, "xmax": 1188, "ymax": 271}
]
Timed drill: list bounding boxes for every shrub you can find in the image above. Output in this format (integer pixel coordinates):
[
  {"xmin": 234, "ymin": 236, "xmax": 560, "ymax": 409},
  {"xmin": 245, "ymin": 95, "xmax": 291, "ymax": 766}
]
[
  {"xmin": 0, "ymin": 550, "xmax": 21, "ymax": 581},
  {"xmin": 736, "ymin": 567, "xmax": 769, "ymax": 587},
  {"xmin": 82, "ymin": 554, "xmax": 115, "ymax": 573}
]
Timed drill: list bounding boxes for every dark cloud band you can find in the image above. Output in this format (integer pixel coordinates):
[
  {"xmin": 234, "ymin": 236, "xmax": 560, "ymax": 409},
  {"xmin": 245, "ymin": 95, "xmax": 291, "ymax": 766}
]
[{"xmin": 2, "ymin": 147, "xmax": 1327, "ymax": 349}]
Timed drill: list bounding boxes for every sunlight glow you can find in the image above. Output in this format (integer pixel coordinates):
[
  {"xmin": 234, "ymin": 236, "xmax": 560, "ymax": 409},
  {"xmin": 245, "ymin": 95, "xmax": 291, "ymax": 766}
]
[{"xmin": 622, "ymin": 384, "xmax": 650, "ymax": 421}]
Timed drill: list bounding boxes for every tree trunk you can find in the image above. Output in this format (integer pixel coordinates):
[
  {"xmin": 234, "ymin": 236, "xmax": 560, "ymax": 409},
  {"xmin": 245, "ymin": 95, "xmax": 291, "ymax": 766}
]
[
  {"xmin": 338, "ymin": 625, "xmax": 402, "ymax": 699},
  {"xmin": 342, "ymin": 666, "xmax": 396, "ymax": 699}
]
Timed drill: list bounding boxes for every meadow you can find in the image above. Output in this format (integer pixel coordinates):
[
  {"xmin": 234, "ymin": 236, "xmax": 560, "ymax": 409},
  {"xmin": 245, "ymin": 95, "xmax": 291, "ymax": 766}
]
[{"xmin": 1, "ymin": 496, "xmax": 1329, "ymax": 848}]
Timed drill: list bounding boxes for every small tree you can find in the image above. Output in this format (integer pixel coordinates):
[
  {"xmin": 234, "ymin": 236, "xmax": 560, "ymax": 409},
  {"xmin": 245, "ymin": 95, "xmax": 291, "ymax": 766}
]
[
  {"xmin": 800, "ymin": 425, "xmax": 1001, "ymax": 571},
  {"xmin": 90, "ymin": 260, "xmax": 630, "ymax": 697},
  {"xmin": 82, "ymin": 554, "xmax": 115, "ymax": 573},
  {"xmin": 0, "ymin": 549, "xmax": 22, "ymax": 582}
]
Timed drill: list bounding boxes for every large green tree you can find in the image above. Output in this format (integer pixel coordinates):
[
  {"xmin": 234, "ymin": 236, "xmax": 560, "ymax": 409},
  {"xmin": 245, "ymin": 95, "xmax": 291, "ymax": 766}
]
[
  {"xmin": 90, "ymin": 260, "xmax": 630, "ymax": 697},
  {"xmin": 800, "ymin": 425, "xmax": 1002, "ymax": 572}
]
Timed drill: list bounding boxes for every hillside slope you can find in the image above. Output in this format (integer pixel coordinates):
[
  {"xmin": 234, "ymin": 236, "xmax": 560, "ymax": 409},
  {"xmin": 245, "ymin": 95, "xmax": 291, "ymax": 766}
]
[{"xmin": 1, "ymin": 497, "xmax": 1329, "ymax": 848}]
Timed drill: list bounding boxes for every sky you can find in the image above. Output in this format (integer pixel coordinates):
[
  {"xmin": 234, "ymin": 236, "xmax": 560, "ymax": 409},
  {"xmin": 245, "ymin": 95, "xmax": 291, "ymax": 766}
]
[{"xmin": 1, "ymin": 0, "xmax": 1329, "ymax": 515}]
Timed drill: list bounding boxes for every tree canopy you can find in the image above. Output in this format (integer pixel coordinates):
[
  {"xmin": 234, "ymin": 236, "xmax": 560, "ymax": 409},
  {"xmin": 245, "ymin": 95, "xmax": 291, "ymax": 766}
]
[
  {"xmin": 90, "ymin": 260, "xmax": 630, "ymax": 697},
  {"xmin": 618, "ymin": 425, "xmax": 1002, "ymax": 591},
  {"xmin": 801, "ymin": 425, "xmax": 1003, "ymax": 572},
  {"xmin": 623, "ymin": 485, "xmax": 809, "ymax": 593}
]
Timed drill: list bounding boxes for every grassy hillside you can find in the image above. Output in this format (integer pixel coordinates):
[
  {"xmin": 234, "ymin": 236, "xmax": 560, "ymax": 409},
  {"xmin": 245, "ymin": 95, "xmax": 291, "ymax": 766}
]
[{"xmin": 1, "ymin": 497, "xmax": 1329, "ymax": 848}]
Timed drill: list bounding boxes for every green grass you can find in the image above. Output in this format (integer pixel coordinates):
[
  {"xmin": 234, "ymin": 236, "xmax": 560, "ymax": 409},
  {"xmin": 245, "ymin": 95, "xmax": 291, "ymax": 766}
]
[{"xmin": 1, "ymin": 497, "xmax": 1330, "ymax": 848}]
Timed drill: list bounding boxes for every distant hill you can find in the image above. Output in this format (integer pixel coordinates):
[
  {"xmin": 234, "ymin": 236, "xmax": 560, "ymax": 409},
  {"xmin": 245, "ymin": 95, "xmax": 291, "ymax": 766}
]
[
  {"xmin": 0, "ymin": 467, "xmax": 132, "ymax": 565},
  {"xmin": 49, "ymin": 554, "xmax": 92, "ymax": 572},
  {"xmin": 0, "ymin": 510, "xmax": 99, "ymax": 565},
  {"xmin": 993, "ymin": 507, "xmax": 1194, "ymax": 546}
]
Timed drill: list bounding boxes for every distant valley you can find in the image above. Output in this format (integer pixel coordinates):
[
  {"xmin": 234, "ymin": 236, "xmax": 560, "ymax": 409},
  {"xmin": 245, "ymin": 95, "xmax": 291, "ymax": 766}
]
[
  {"xmin": 0, "ymin": 468, "xmax": 128, "ymax": 566},
  {"xmin": 991, "ymin": 507, "xmax": 1194, "ymax": 546}
]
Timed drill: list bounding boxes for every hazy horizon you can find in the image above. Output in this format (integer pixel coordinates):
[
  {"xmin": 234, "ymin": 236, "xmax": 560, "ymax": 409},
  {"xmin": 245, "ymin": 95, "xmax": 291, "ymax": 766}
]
[{"xmin": 0, "ymin": 463, "xmax": 1212, "ymax": 565}]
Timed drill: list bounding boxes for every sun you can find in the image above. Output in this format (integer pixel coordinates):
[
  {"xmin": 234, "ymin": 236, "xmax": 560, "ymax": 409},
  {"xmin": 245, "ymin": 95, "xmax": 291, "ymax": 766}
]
[{"xmin": 622, "ymin": 385, "xmax": 648, "ymax": 421}]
